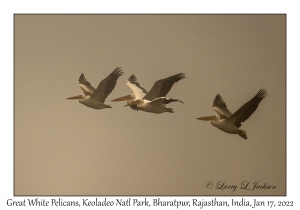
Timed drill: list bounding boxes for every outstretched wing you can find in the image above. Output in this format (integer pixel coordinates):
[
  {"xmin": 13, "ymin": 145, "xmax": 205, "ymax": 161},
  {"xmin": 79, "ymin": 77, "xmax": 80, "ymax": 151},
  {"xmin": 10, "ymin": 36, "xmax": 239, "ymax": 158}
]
[
  {"xmin": 212, "ymin": 94, "xmax": 232, "ymax": 119},
  {"xmin": 143, "ymin": 73, "xmax": 185, "ymax": 101},
  {"xmin": 226, "ymin": 89, "xmax": 267, "ymax": 128},
  {"xmin": 91, "ymin": 67, "xmax": 124, "ymax": 103},
  {"xmin": 78, "ymin": 73, "xmax": 96, "ymax": 96},
  {"xmin": 126, "ymin": 74, "xmax": 148, "ymax": 99}
]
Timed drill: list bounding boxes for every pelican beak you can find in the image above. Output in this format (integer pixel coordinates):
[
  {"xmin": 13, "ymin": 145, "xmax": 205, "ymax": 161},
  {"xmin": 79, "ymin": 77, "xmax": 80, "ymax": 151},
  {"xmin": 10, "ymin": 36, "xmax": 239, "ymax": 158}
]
[
  {"xmin": 124, "ymin": 100, "xmax": 142, "ymax": 107},
  {"xmin": 196, "ymin": 115, "xmax": 217, "ymax": 121},
  {"xmin": 111, "ymin": 95, "xmax": 133, "ymax": 102},
  {"xmin": 66, "ymin": 95, "xmax": 83, "ymax": 100}
]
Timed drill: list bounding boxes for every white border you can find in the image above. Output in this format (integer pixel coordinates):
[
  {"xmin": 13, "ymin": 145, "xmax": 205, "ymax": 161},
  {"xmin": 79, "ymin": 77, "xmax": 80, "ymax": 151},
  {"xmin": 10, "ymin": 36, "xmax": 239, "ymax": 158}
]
[{"xmin": 1, "ymin": 0, "xmax": 298, "ymax": 209}]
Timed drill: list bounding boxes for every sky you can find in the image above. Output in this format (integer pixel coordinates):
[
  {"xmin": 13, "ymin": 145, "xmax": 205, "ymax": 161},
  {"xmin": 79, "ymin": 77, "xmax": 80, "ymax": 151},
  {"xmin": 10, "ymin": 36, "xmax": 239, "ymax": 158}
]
[{"xmin": 13, "ymin": 14, "xmax": 286, "ymax": 196}]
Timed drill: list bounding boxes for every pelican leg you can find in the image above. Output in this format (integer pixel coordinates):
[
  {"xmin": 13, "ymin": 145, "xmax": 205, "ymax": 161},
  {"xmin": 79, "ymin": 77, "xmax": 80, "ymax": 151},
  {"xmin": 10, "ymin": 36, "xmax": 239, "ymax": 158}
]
[
  {"xmin": 165, "ymin": 107, "xmax": 174, "ymax": 113},
  {"xmin": 105, "ymin": 104, "xmax": 112, "ymax": 108}
]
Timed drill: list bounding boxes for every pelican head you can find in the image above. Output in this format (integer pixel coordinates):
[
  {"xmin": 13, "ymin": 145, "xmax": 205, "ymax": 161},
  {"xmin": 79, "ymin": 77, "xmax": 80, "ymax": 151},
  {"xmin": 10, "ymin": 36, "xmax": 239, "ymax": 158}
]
[{"xmin": 66, "ymin": 95, "xmax": 85, "ymax": 100}]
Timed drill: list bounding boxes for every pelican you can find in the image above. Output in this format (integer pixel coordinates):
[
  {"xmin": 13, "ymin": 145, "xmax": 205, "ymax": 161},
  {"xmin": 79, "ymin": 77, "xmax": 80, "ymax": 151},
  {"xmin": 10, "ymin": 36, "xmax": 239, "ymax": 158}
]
[
  {"xmin": 197, "ymin": 89, "xmax": 267, "ymax": 139},
  {"xmin": 67, "ymin": 67, "xmax": 123, "ymax": 109},
  {"xmin": 111, "ymin": 73, "xmax": 185, "ymax": 114}
]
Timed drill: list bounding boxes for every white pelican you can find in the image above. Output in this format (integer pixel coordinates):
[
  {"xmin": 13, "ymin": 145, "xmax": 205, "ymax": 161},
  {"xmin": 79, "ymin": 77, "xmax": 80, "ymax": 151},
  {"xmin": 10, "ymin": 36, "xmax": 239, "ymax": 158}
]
[
  {"xmin": 67, "ymin": 67, "xmax": 123, "ymax": 109},
  {"xmin": 197, "ymin": 89, "xmax": 267, "ymax": 139},
  {"xmin": 111, "ymin": 73, "xmax": 185, "ymax": 114}
]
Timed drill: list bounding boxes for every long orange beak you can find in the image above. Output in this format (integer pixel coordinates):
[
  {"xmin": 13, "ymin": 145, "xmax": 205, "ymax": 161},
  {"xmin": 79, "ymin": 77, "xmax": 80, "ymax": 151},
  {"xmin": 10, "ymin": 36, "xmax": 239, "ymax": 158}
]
[
  {"xmin": 66, "ymin": 95, "xmax": 84, "ymax": 100},
  {"xmin": 111, "ymin": 95, "xmax": 134, "ymax": 102},
  {"xmin": 196, "ymin": 115, "xmax": 218, "ymax": 121}
]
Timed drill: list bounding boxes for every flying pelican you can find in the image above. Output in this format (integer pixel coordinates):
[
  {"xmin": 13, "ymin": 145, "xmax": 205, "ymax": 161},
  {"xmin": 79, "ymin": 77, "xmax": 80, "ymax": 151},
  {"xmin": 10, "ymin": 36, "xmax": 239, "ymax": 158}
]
[
  {"xmin": 111, "ymin": 73, "xmax": 185, "ymax": 114},
  {"xmin": 197, "ymin": 89, "xmax": 267, "ymax": 139},
  {"xmin": 66, "ymin": 67, "xmax": 123, "ymax": 109}
]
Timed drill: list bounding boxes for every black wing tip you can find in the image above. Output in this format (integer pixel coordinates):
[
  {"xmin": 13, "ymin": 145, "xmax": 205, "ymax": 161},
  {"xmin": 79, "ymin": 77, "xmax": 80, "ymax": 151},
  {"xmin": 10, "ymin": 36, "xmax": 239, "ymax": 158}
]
[
  {"xmin": 78, "ymin": 73, "xmax": 90, "ymax": 85},
  {"xmin": 256, "ymin": 89, "xmax": 268, "ymax": 99},
  {"xmin": 79, "ymin": 73, "xmax": 85, "ymax": 79},
  {"xmin": 215, "ymin": 94, "xmax": 222, "ymax": 99},
  {"xmin": 127, "ymin": 74, "xmax": 148, "ymax": 94},
  {"xmin": 213, "ymin": 93, "xmax": 227, "ymax": 108},
  {"xmin": 111, "ymin": 66, "xmax": 124, "ymax": 77},
  {"xmin": 214, "ymin": 94, "xmax": 225, "ymax": 103},
  {"xmin": 165, "ymin": 72, "xmax": 186, "ymax": 82},
  {"xmin": 176, "ymin": 72, "xmax": 186, "ymax": 80},
  {"xmin": 128, "ymin": 74, "xmax": 137, "ymax": 83}
]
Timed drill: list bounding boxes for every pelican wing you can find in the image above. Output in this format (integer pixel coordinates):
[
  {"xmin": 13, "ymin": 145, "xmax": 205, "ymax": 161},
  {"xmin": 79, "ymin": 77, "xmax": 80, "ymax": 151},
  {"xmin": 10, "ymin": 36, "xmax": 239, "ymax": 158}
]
[
  {"xmin": 78, "ymin": 73, "xmax": 96, "ymax": 96},
  {"xmin": 149, "ymin": 97, "xmax": 184, "ymax": 105},
  {"xmin": 212, "ymin": 94, "xmax": 232, "ymax": 119},
  {"xmin": 226, "ymin": 89, "xmax": 267, "ymax": 128},
  {"xmin": 147, "ymin": 97, "xmax": 166, "ymax": 105},
  {"xmin": 126, "ymin": 74, "xmax": 148, "ymax": 99},
  {"xmin": 143, "ymin": 73, "xmax": 185, "ymax": 101},
  {"xmin": 90, "ymin": 67, "xmax": 124, "ymax": 103}
]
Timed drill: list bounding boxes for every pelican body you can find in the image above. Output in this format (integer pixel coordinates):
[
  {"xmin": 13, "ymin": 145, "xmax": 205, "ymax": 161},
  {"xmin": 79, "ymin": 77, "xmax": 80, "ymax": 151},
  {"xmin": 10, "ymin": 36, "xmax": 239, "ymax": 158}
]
[
  {"xmin": 111, "ymin": 73, "xmax": 185, "ymax": 114},
  {"xmin": 197, "ymin": 89, "xmax": 267, "ymax": 139},
  {"xmin": 67, "ymin": 67, "xmax": 123, "ymax": 110}
]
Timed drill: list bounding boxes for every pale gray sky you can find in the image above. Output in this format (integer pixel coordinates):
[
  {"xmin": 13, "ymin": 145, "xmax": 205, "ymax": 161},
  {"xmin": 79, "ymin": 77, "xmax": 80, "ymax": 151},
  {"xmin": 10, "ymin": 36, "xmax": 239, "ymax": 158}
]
[{"xmin": 15, "ymin": 15, "xmax": 285, "ymax": 196}]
